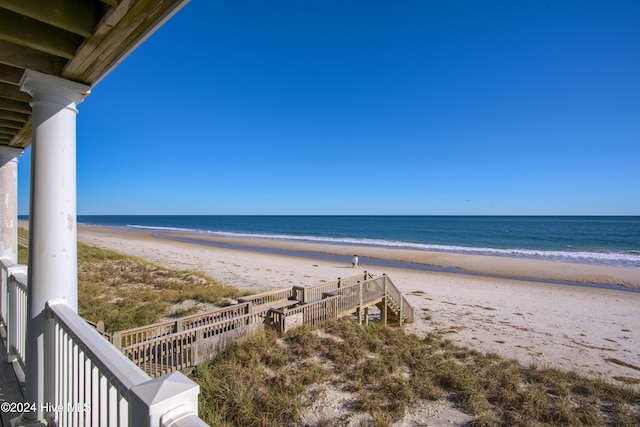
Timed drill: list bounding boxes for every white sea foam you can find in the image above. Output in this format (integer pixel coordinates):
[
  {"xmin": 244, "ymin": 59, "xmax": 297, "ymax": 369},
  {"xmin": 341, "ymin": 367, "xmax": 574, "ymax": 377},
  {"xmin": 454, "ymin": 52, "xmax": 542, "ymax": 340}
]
[
  {"xmin": 125, "ymin": 224, "xmax": 200, "ymax": 233},
  {"xmin": 124, "ymin": 224, "xmax": 640, "ymax": 268}
]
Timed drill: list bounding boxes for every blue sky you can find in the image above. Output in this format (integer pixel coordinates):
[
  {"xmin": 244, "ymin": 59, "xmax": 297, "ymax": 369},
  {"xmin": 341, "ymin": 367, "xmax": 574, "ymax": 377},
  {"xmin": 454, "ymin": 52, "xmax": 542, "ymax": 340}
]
[{"xmin": 18, "ymin": 1, "xmax": 640, "ymax": 215}]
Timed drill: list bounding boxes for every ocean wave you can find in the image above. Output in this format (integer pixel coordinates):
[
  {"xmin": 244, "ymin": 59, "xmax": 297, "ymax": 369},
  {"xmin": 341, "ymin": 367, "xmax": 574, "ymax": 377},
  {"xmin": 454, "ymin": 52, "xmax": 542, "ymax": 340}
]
[
  {"xmin": 124, "ymin": 224, "xmax": 640, "ymax": 268},
  {"xmin": 125, "ymin": 224, "xmax": 201, "ymax": 233}
]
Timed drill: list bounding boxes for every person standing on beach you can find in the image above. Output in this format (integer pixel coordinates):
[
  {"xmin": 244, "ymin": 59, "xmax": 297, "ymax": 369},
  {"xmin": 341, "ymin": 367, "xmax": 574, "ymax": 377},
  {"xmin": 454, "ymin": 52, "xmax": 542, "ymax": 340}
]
[{"xmin": 352, "ymin": 255, "xmax": 359, "ymax": 268}]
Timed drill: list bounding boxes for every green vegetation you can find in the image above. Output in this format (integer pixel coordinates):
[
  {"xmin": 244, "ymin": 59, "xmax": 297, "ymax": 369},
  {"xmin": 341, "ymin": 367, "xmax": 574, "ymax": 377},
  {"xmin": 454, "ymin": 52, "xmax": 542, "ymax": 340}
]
[
  {"xmin": 17, "ymin": 227, "xmax": 28, "ymax": 264},
  {"xmin": 76, "ymin": 242, "xmax": 244, "ymax": 331},
  {"xmin": 193, "ymin": 319, "xmax": 640, "ymax": 427},
  {"xmin": 17, "ymin": 229, "xmax": 244, "ymax": 332}
]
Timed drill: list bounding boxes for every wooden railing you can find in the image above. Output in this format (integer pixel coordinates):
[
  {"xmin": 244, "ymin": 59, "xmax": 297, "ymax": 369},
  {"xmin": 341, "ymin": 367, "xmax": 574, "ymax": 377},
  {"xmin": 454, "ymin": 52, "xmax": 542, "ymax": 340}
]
[
  {"xmin": 268, "ymin": 295, "xmax": 340, "ymax": 333},
  {"xmin": 17, "ymin": 233, "xmax": 29, "ymax": 249},
  {"xmin": 293, "ymin": 271, "xmax": 373, "ymax": 303},
  {"xmin": 121, "ymin": 311, "xmax": 265, "ymax": 377},
  {"xmin": 113, "ymin": 302, "xmax": 252, "ymax": 349},
  {"xmin": 112, "ymin": 272, "xmax": 415, "ymax": 377},
  {"xmin": 84, "ymin": 318, "xmax": 113, "ymax": 340},
  {"xmin": 384, "ymin": 275, "xmax": 415, "ymax": 323},
  {"xmin": 237, "ymin": 287, "xmax": 295, "ymax": 308}
]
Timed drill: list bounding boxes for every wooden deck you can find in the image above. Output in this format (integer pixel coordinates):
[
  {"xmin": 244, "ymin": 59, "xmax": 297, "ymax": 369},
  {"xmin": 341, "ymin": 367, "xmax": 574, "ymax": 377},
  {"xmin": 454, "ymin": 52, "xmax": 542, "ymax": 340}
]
[
  {"xmin": 109, "ymin": 273, "xmax": 414, "ymax": 378},
  {"xmin": 0, "ymin": 332, "xmax": 25, "ymax": 426}
]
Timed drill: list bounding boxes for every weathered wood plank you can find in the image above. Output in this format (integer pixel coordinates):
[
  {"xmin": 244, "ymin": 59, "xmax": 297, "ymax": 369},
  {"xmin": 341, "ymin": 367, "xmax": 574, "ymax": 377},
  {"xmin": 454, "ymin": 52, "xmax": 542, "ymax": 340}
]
[
  {"xmin": 0, "ymin": 98, "xmax": 30, "ymax": 115},
  {"xmin": 63, "ymin": 0, "xmax": 184, "ymax": 83},
  {"xmin": 0, "ymin": 110, "xmax": 28, "ymax": 123},
  {"xmin": 0, "ymin": 0, "xmax": 103, "ymax": 37},
  {"xmin": 0, "ymin": 126, "xmax": 19, "ymax": 135},
  {"xmin": 0, "ymin": 82, "xmax": 31, "ymax": 103},
  {"xmin": 0, "ymin": 63, "xmax": 23, "ymax": 85},
  {"xmin": 0, "ymin": 8, "xmax": 84, "ymax": 59},
  {"xmin": 6, "ymin": 117, "xmax": 31, "ymax": 148},
  {"xmin": 99, "ymin": 0, "xmax": 119, "ymax": 7},
  {"xmin": 0, "ymin": 39, "xmax": 67, "ymax": 76},
  {"xmin": 0, "ymin": 119, "xmax": 23, "ymax": 129}
]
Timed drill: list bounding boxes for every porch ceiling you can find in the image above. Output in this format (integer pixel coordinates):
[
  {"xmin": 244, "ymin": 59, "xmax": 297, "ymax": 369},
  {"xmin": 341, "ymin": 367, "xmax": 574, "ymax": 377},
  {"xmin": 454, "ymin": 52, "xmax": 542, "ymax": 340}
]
[{"xmin": 0, "ymin": 0, "xmax": 188, "ymax": 149}]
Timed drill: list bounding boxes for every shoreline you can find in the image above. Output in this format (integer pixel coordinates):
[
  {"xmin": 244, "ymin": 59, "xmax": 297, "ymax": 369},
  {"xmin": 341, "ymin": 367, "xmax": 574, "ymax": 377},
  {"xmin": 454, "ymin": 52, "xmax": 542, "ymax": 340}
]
[
  {"xmin": 155, "ymin": 232, "xmax": 640, "ymax": 292},
  {"xmin": 150, "ymin": 230, "xmax": 640, "ymax": 289},
  {"xmin": 20, "ymin": 222, "xmax": 640, "ymax": 384}
]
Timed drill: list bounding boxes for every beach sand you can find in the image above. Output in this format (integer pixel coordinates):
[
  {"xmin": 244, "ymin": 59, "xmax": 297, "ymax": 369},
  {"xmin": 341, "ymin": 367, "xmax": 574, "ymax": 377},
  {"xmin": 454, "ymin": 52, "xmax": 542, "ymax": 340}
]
[
  {"xmin": 73, "ymin": 224, "xmax": 640, "ymax": 382},
  {"xmin": 69, "ymin": 223, "xmax": 640, "ymax": 424}
]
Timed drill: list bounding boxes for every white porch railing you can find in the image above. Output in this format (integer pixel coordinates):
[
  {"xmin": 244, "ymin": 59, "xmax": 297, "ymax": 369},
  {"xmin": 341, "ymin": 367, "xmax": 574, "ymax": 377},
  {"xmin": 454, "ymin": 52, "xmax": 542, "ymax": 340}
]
[
  {"xmin": 2, "ymin": 257, "xmax": 28, "ymax": 383},
  {"xmin": 0, "ymin": 261, "xmax": 209, "ymax": 426}
]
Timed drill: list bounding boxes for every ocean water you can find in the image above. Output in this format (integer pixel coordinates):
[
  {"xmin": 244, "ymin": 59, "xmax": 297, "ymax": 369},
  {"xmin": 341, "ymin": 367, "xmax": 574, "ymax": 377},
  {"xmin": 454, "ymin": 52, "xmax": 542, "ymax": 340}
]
[{"xmin": 72, "ymin": 215, "xmax": 640, "ymax": 269}]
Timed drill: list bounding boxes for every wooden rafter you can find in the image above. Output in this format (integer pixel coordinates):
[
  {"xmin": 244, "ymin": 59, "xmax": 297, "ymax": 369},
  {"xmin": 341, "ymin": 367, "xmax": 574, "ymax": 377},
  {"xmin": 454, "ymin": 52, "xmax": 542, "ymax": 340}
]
[
  {"xmin": 0, "ymin": 63, "xmax": 23, "ymax": 85},
  {"xmin": 0, "ymin": 0, "xmax": 189, "ymax": 149},
  {"xmin": 0, "ymin": 0, "xmax": 104, "ymax": 37},
  {"xmin": 0, "ymin": 119, "xmax": 23, "ymax": 129},
  {"xmin": 0, "ymin": 8, "xmax": 84, "ymax": 59},
  {"xmin": 0, "ymin": 39, "xmax": 67, "ymax": 76},
  {"xmin": 0, "ymin": 110, "xmax": 28, "ymax": 123},
  {"xmin": 0, "ymin": 82, "xmax": 31, "ymax": 103}
]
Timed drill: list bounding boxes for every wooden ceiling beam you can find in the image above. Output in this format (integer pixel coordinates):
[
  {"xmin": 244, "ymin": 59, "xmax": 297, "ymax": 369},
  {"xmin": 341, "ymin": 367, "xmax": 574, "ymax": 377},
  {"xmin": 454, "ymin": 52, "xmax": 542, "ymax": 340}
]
[
  {"xmin": 0, "ymin": 0, "xmax": 104, "ymax": 38},
  {"xmin": 0, "ymin": 98, "xmax": 30, "ymax": 115},
  {"xmin": 0, "ymin": 118, "xmax": 23, "ymax": 129},
  {"xmin": 0, "ymin": 39, "xmax": 67, "ymax": 76},
  {"xmin": 0, "ymin": 63, "xmax": 23, "ymax": 85},
  {"xmin": 0, "ymin": 110, "xmax": 27, "ymax": 123},
  {"xmin": 0, "ymin": 8, "xmax": 84, "ymax": 60},
  {"xmin": 0, "ymin": 82, "xmax": 31, "ymax": 103},
  {"xmin": 64, "ymin": 0, "xmax": 180, "ymax": 83},
  {"xmin": 7, "ymin": 117, "xmax": 31, "ymax": 148}
]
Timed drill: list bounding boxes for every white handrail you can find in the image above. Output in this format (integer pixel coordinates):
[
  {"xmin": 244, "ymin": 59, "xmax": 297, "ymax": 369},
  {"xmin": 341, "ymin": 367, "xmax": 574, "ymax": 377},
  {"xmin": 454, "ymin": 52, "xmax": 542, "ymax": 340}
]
[{"xmin": 47, "ymin": 301, "xmax": 207, "ymax": 426}]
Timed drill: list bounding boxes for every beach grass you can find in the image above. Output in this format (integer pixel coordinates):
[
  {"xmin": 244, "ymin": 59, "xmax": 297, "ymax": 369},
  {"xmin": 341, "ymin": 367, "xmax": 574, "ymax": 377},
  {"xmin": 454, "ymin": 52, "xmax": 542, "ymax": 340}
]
[
  {"xmin": 192, "ymin": 319, "xmax": 640, "ymax": 426},
  {"xmin": 17, "ymin": 227, "xmax": 28, "ymax": 264},
  {"xmin": 19, "ymin": 233, "xmax": 244, "ymax": 332},
  {"xmin": 75, "ymin": 242, "xmax": 245, "ymax": 331}
]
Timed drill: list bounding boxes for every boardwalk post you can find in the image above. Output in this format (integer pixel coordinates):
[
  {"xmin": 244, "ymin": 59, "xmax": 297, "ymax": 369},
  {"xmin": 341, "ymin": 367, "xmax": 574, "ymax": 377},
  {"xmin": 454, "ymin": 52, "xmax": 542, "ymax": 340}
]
[
  {"xmin": 382, "ymin": 274, "xmax": 388, "ymax": 326},
  {"xmin": 112, "ymin": 331, "xmax": 122, "ymax": 350},
  {"xmin": 358, "ymin": 281, "xmax": 363, "ymax": 325},
  {"xmin": 399, "ymin": 295, "xmax": 403, "ymax": 327}
]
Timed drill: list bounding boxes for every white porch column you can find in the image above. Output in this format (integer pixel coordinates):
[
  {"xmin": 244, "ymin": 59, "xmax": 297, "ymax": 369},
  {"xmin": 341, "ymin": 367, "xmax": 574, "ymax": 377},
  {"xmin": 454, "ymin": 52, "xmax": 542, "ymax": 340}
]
[
  {"xmin": 18, "ymin": 70, "xmax": 90, "ymax": 425},
  {"xmin": 0, "ymin": 147, "xmax": 23, "ymax": 264}
]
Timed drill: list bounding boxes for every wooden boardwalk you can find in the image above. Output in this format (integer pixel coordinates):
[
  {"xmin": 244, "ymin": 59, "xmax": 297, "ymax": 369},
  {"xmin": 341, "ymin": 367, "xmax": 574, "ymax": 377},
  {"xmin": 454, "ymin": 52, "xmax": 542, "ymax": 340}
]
[{"xmin": 108, "ymin": 273, "xmax": 414, "ymax": 378}]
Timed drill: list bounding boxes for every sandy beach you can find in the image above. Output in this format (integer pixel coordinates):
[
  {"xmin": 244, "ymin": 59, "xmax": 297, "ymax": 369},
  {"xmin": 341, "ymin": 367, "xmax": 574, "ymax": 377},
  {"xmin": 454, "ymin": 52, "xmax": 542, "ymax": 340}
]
[{"xmin": 70, "ymin": 223, "xmax": 640, "ymax": 389}]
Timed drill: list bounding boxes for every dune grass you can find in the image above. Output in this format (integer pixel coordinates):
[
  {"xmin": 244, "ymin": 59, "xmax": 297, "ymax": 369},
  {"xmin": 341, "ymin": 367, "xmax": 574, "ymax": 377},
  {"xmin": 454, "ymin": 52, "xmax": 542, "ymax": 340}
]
[
  {"xmin": 76, "ymin": 242, "xmax": 245, "ymax": 331},
  {"xmin": 192, "ymin": 319, "xmax": 640, "ymax": 426},
  {"xmin": 18, "ymin": 231, "xmax": 243, "ymax": 332}
]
